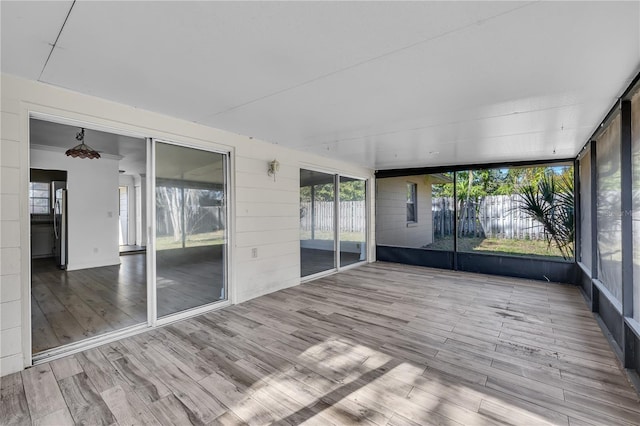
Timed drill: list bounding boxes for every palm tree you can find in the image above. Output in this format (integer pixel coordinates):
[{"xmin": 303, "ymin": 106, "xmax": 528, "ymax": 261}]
[{"xmin": 518, "ymin": 174, "xmax": 574, "ymax": 260}]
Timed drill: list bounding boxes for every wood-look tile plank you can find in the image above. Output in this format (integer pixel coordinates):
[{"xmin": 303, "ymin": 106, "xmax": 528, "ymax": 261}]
[
  {"xmin": 32, "ymin": 408, "xmax": 75, "ymax": 426},
  {"xmin": 563, "ymin": 389, "xmax": 640, "ymax": 423},
  {"xmin": 31, "ymin": 295, "xmax": 62, "ymax": 353},
  {"xmin": 386, "ymin": 412, "xmax": 430, "ymax": 426},
  {"xmin": 75, "ymin": 348, "xmax": 122, "ymax": 393},
  {"xmin": 111, "ymin": 355, "xmax": 171, "ymax": 403},
  {"xmin": 148, "ymin": 394, "xmax": 202, "ymax": 426},
  {"xmin": 485, "ymin": 375, "xmax": 636, "ymax": 426},
  {"xmin": 21, "ymin": 364, "xmax": 67, "ymax": 421},
  {"xmin": 142, "ymin": 332, "xmax": 212, "ymax": 381},
  {"xmin": 100, "ymin": 385, "xmax": 161, "ymax": 426},
  {"xmin": 31, "ymin": 283, "xmax": 89, "ymax": 345},
  {"xmin": 0, "ymin": 372, "xmax": 31, "ymax": 425},
  {"xmin": 58, "ymin": 372, "xmax": 116, "ymax": 426},
  {"xmin": 50, "ymin": 355, "xmax": 83, "ymax": 381},
  {"xmin": 9, "ymin": 262, "xmax": 639, "ymax": 426},
  {"xmin": 208, "ymin": 410, "xmax": 249, "ymax": 426},
  {"xmin": 198, "ymin": 371, "xmax": 250, "ymax": 409},
  {"xmin": 153, "ymin": 362, "xmax": 226, "ymax": 424},
  {"xmin": 559, "ymin": 369, "xmax": 640, "ymax": 400},
  {"xmin": 478, "ymin": 399, "xmax": 564, "ymax": 426}
]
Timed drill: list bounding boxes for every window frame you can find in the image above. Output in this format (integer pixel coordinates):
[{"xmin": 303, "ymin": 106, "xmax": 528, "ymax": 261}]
[
  {"xmin": 29, "ymin": 182, "xmax": 50, "ymax": 215},
  {"xmin": 406, "ymin": 182, "xmax": 417, "ymax": 223}
]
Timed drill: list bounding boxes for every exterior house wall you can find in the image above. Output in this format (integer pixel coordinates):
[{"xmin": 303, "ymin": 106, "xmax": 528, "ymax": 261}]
[
  {"xmin": 0, "ymin": 74, "xmax": 375, "ymax": 376},
  {"xmin": 376, "ymin": 175, "xmax": 433, "ymax": 248}
]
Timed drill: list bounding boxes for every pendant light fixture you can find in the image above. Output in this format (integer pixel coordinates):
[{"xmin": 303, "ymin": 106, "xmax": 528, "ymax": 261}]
[{"xmin": 65, "ymin": 128, "xmax": 101, "ymax": 159}]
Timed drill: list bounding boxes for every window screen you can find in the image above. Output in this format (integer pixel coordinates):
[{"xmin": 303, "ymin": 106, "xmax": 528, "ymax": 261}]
[
  {"xmin": 580, "ymin": 149, "xmax": 592, "ymax": 271},
  {"xmin": 632, "ymin": 92, "xmax": 640, "ymax": 321},
  {"xmin": 596, "ymin": 114, "xmax": 622, "ymax": 302}
]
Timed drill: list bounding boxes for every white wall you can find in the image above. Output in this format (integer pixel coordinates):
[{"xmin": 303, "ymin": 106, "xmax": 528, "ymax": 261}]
[
  {"xmin": 0, "ymin": 74, "xmax": 375, "ymax": 376},
  {"xmin": 137, "ymin": 175, "xmax": 147, "ymax": 246},
  {"xmin": 30, "ymin": 148, "xmax": 121, "ymax": 270},
  {"xmin": 134, "ymin": 174, "xmax": 144, "ymax": 246},
  {"xmin": 118, "ymin": 174, "xmax": 137, "ymax": 246},
  {"xmin": 376, "ymin": 175, "xmax": 433, "ymax": 248}
]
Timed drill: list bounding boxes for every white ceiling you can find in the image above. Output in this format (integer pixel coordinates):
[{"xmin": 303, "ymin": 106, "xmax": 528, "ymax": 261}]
[
  {"xmin": 30, "ymin": 118, "xmax": 146, "ymax": 175},
  {"xmin": 3, "ymin": 1, "xmax": 640, "ymax": 170}
]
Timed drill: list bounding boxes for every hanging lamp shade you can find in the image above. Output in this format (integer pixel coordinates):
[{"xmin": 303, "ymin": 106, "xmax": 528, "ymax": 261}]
[{"xmin": 65, "ymin": 128, "xmax": 101, "ymax": 159}]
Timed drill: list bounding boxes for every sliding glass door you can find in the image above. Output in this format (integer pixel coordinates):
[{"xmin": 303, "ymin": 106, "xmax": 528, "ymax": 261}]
[
  {"xmin": 339, "ymin": 176, "xmax": 367, "ymax": 267},
  {"xmin": 155, "ymin": 141, "xmax": 227, "ymax": 318},
  {"xmin": 300, "ymin": 170, "xmax": 336, "ymax": 277},
  {"xmin": 28, "ymin": 119, "xmax": 230, "ymax": 361},
  {"xmin": 300, "ymin": 169, "xmax": 367, "ymax": 278}
]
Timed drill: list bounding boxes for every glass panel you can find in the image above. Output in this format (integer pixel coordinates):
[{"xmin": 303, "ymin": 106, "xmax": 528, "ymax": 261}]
[
  {"xmin": 632, "ymin": 92, "xmax": 640, "ymax": 320},
  {"xmin": 29, "ymin": 118, "xmax": 147, "ymax": 355},
  {"xmin": 596, "ymin": 114, "xmax": 622, "ymax": 302},
  {"xmin": 376, "ymin": 176, "xmax": 426, "ymax": 248},
  {"xmin": 339, "ymin": 176, "xmax": 366, "ymax": 267},
  {"xmin": 300, "ymin": 169, "xmax": 335, "ymax": 276},
  {"xmin": 580, "ymin": 150, "xmax": 592, "ymax": 271},
  {"xmin": 29, "ymin": 182, "xmax": 50, "ymax": 214},
  {"xmin": 456, "ymin": 165, "xmax": 574, "ymax": 259},
  {"xmin": 424, "ymin": 172, "xmax": 455, "ymax": 251},
  {"xmin": 406, "ymin": 183, "xmax": 417, "ymax": 222},
  {"xmin": 119, "ymin": 186, "xmax": 128, "ymax": 246},
  {"xmin": 156, "ymin": 142, "xmax": 226, "ymax": 317}
]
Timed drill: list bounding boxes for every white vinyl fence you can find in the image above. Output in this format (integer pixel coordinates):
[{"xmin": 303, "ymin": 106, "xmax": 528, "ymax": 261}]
[
  {"xmin": 304, "ymin": 196, "xmax": 546, "ymax": 240},
  {"xmin": 300, "ymin": 201, "xmax": 366, "ymax": 232},
  {"xmin": 433, "ymin": 195, "xmax": 547, "ymax": 240}
]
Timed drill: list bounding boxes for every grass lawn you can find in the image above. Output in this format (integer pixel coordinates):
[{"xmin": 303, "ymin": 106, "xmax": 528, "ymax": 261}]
[
  {"xmin": 300, "ymin": 230, "xmax": 365, "ymax": 242},
  {"xmin": 424, "ymin": 236, "xmax": 570, "ymax": 259},
  {"xmin": 156, "ymin": 229, "xmax": 568, "ymax": 259},
  {"xmin": 156, "ymin": 230, "xmax": 224, "ymax": 250}
]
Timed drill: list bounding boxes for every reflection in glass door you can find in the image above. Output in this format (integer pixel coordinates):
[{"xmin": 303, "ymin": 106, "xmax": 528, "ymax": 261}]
[
  {"xmin": 300, "ymin": 169, "xmax": 336, "ymax": 277},
  {"xmin": 339, "ymin": 176, "xmax": 367, "ymax": 267},
  {"xmin": 155, "ymin": 142, "xmax": 227, "ymax": 318},
  {"xmin": 119, "ymin": 186, "xmax": 128, "ymax": 246}
]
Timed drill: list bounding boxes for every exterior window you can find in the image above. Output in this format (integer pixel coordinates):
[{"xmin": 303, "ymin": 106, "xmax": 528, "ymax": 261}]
[
  {"xmin": 377, "ymin": 163, "xmax": 573, "ymax": 258},
  {"xmin": 29, "ymin": 182, "xmax": 50, "ymax": 214},
  {"xmin": 407, "ymin": 183, "xmax": 417, "ymax": 222},
  {"xmin": 454, "ymin": 165, "xmax": 574, "ymax": 259}
]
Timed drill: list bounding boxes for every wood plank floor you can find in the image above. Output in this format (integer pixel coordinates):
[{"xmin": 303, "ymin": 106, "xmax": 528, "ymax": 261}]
[
  {"xmin": 7, "ymin": 262, "xmax": 639, "ymax": 425},
  {"xmin": 31, "ymin": 256, "xmax": 148, "ymax": 354},
  {"xmin": 32, "ymin": 248, "xmax": 224, "ymax": 354},
  {"xmin": 301, "ymin": 248, "xmax": 360, "ymax": 277}
]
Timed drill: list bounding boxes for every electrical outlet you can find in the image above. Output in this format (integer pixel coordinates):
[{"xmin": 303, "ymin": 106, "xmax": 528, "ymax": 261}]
[{"xmin": 251, "ymin": 248, "xmax": 258, "ymax": 258}]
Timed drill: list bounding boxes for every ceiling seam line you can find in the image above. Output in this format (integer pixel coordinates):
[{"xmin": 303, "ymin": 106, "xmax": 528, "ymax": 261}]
[
  {"xmin": 308, "ymin": 126, "xmax": 593, "ymax": 153},
  {"xmin": 305, "ymin": 124, "xmax": 594, "ymax": 149},
  {"xmin": 196, "ymin": 0, "xmax": 539, "ymax": 122},
  {"xmin": 299, "ymin": 100, "xmax": 593, "ymax": 146},
  {"xmin": 38, "ymin": 0, "xmax": 76, "ymax": 81}
]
